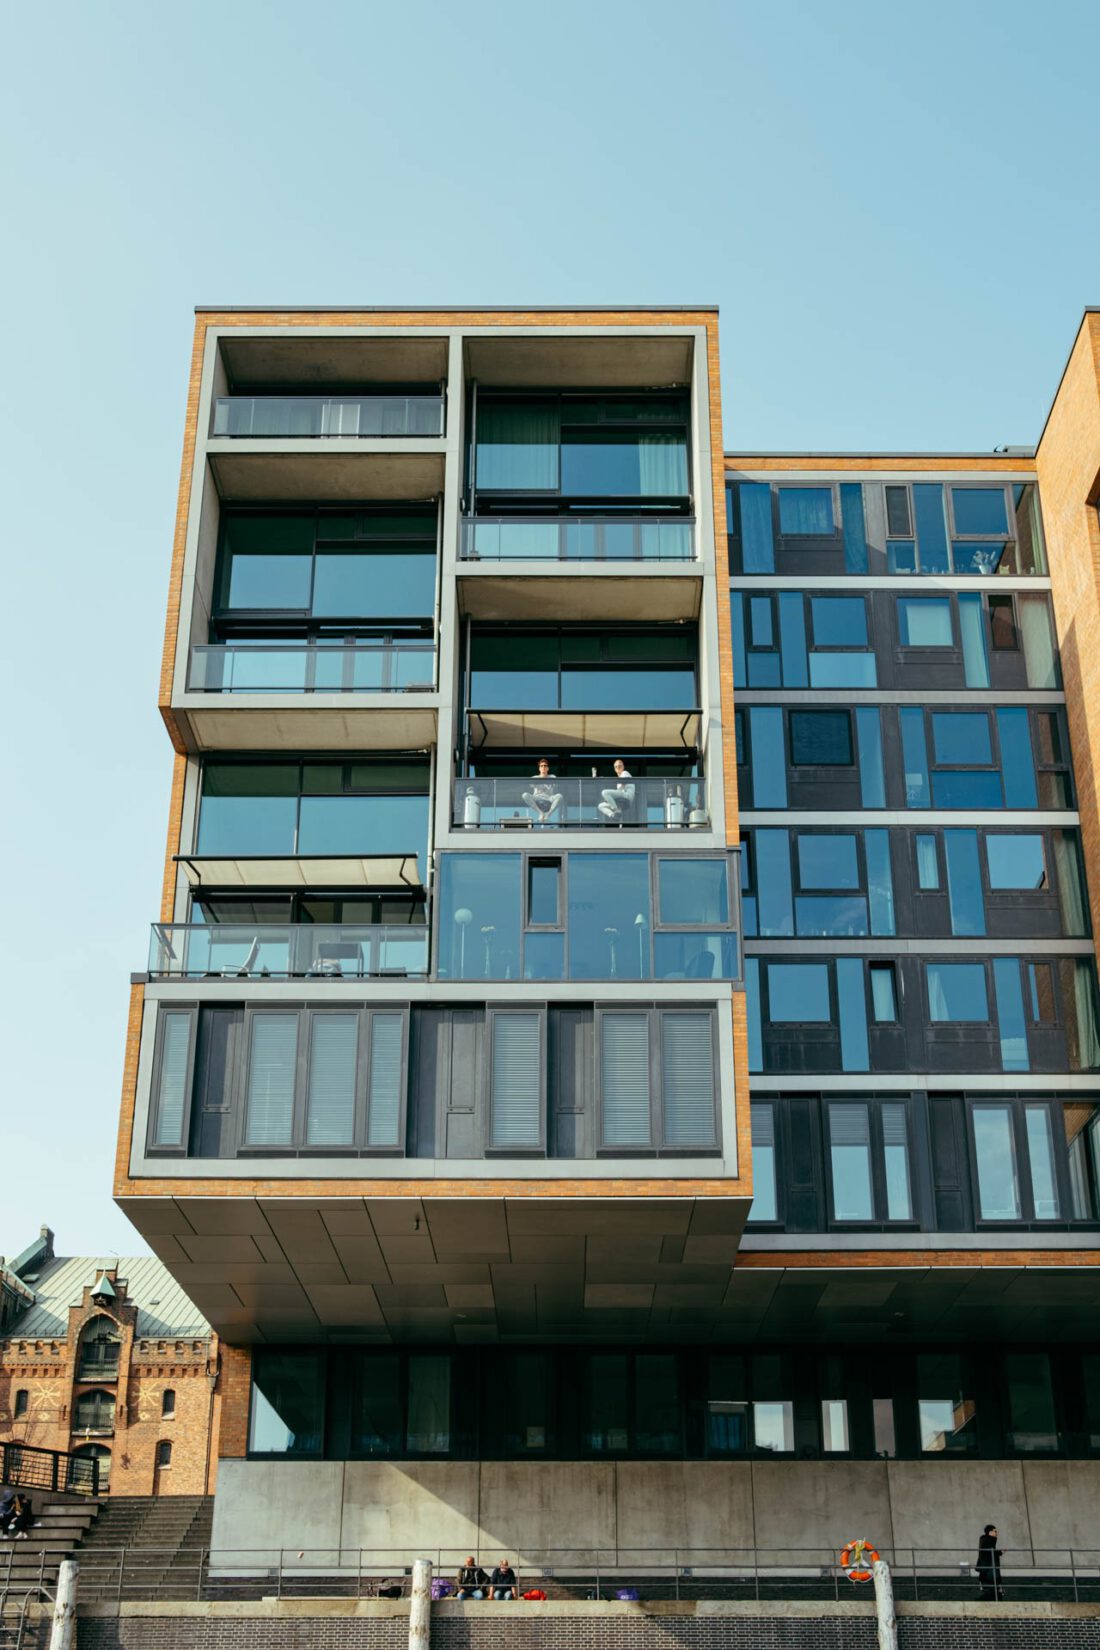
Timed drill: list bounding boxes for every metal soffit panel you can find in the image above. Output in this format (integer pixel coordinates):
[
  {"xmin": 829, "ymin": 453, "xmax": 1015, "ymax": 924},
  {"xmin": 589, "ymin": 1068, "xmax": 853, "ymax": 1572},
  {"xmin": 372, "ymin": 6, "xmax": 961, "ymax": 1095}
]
[
  {"xmin": 116, "ymin": 1194, "xmax": 1100, "ymax": 1346},
  {"xmin": 174, "ymin": 855, "xmax": 422, "ymax": 890}
]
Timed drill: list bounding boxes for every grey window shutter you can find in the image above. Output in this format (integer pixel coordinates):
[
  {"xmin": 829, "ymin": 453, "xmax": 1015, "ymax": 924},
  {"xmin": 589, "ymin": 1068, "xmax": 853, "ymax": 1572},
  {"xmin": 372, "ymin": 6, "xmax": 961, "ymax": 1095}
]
[
  {"xmin": 491, "ymin": 1012, "xmax": 542, "ymax": 1146},
  {"xmin": 367, "ymin": 1013, "xmax": 404, "ymax": 1146},
  {"xmin": 245, "ymin": 1013, "xmax": 298, "ymax": 1145},
  {"xmin": 662, "ymin": 1012, "xmax": 716, "ymax": 1146},
  {"xmin": 750, "ymin": 1102, "xmax": 775, "ymax": 1146},
  {"xmin": 829, "ymin": 1102, "xmax": 870, "ymax": 1146},
  {"xmin": 154, "ymin": 1012, "xmax": 192, "ymax": 1146},
  {"xmin": 306, "ymin": 1014, "xmax": 358, "ymax": 1146},
  {"xmin": 601, "ymin": 1012, "xmax": 651, "ymax": 1146},
  {"xmin": 881, "ymin": 1103, "xmax": 907, "ymax": 1147}
]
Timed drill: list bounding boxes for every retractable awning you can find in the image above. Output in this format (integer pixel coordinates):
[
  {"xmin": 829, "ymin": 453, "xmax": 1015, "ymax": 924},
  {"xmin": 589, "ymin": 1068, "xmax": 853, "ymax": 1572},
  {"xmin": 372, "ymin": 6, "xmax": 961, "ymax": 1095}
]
[
  {"xmin": 467, "ymin": 710, "xmax": 701, "ymax": 751},
  {"xmin": 174, "ymin": 854, "xmax": 422, "ymax": 890}
]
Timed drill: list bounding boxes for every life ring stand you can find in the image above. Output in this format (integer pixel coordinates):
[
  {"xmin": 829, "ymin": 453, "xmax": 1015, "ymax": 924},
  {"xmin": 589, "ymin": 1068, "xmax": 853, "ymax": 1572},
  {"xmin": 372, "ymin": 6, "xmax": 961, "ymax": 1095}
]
[{"xmin": 839, "ymin": 1539, "xmax": 880, "ymax": 1584}]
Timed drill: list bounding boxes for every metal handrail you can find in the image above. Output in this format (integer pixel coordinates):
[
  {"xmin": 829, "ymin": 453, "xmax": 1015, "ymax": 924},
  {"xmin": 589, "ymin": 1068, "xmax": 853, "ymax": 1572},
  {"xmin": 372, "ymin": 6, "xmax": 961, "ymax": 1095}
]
[
  {"xmin": 49, "ymin": 1543, "xmax": 1100, "ymax": 1607},
  {"xmin": 461, "ymin": 515, "xmax": 696, "ymax": 562},
  {"xmin": 0, "ymin": 1442, "xmax": 98, "ymax": 1496},
  {"xmin": 211, "ymin": 394, "xmax": 444, "ymax": 439},
  {"xmin": 188, "ymin": 640, "xmax": 437, "ymax": 694}
]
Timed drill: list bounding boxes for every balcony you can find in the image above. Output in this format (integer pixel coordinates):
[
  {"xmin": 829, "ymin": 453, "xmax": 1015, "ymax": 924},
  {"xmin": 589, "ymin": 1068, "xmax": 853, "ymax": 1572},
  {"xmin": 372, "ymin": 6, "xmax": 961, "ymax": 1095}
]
[
  {"xmin": 188, "ymin": 641, "xmax": 436, "ymax": 694},
  {"xmin": 453, "ymin": 776, "xmax": 710, "ymax": 831},
  {"xmin": 211, "ymin": 394, "xmax": 444, "ymax": 439},
  {"xmin": 149, "ymin": 923, "xmax": 429, "ymax": 980},
  {"xmin": 461, "ymin": 515, "xmax": 695, "ymax": 561}
]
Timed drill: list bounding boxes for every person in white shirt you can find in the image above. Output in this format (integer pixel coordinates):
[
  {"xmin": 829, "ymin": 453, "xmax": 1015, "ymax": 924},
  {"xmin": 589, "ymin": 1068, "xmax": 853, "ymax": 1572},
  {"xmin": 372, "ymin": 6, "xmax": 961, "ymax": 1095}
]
[{"xmin": 597, "ymin": 758, "xmax": 635, "ymax": 821}]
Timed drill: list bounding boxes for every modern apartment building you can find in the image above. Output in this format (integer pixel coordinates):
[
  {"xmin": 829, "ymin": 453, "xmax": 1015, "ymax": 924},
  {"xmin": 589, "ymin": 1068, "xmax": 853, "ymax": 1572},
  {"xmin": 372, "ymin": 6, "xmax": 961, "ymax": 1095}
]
[{"xmin": 113, "ymin": 306, "xmax": 1100, "ymax": 1559}]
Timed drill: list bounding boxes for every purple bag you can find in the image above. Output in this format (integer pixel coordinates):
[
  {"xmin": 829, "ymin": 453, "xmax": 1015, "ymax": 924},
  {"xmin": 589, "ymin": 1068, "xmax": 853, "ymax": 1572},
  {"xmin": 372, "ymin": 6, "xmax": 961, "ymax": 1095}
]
[{"xmin": 431, "ymin": 1580, "xmax": 453, "ymax": 1600}]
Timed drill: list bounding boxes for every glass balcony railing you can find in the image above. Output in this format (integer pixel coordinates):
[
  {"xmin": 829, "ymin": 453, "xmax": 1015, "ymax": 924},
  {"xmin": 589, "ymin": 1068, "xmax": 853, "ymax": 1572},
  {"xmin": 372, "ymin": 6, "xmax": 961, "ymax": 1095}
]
[
  {"xmin": 211, "ymin": 395, "xmax": 445, "ymax": 439},
  {"xmin": 149, "ymin": 923, "xmax": 429, "ymax": 979},
  {"xmin": 453, "ymin": 777, "xmax": 709, "ymax": 831},
  {"xmin": 188, "ymin": 642, "xmax": 436, "ymax": 693},
  {"xmin": 461, "ymin": 515, "xmax": 696, "ymax": 561}
]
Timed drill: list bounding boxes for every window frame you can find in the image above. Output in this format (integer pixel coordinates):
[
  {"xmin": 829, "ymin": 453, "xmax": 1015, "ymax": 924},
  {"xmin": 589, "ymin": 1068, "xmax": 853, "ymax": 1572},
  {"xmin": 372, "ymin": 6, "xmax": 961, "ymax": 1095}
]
[
  {"xmin": 824, "ymin": 1098, "xmax": 917, "ymax": 1230},
  {"xmin": 966, "ymin": 1096, "xmax": 1070, "ymax": 1227},
  {"xmin": 947, "ymin": 483, "xmax": 1012, "ymax": 542},
  {"xmin": 788, "ymin": 708, "xmax": 855, "ymax": 769},
  {"xmin": 775, "ymin": 483, "xmax": 839, "ymax": 539},
  {"xmin": 146, "ymin": 1004, "xmax": 199, "ymax": 1156}
]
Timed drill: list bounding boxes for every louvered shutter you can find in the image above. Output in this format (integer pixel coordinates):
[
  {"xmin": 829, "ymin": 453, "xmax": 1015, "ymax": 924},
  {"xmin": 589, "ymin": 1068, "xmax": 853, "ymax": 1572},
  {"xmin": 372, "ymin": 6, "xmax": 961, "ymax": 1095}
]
[
  {"xmin": 491, "ymin": 1012, "xmax": 542, "ymax": 1146},
  {"xmin": 601, "ymin": 1013, "xmax": 651, "ymax": 1146},
  {"xmin": 306, "ymin": 1014, "xmax": 358, "ymax": 1146},
  {"xmin": 154, "ymin": 1012, "xmax": 192, "ymax": 1146},
  {"xmin": 245, "ymin": 1014, "xmax": 298, "ymax": 1145},
  {"xmin": 661, "ymin": 1013, "xmax": 716, "ymax": 1146},
  {"xmin": 830, "ymin": 1103, "xmax": 870, "ymax": 1147},
  {"xmin": 367, "ymin": 1013, "xmax": 404, "ymax": 1146}
]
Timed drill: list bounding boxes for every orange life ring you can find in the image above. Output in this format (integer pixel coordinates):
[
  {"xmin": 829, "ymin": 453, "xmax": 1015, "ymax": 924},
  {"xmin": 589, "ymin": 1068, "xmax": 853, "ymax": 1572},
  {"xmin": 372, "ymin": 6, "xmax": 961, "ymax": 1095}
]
[{"xmin": 839, "ymin": 1539, "xmax": 880, "ymax": 1584}]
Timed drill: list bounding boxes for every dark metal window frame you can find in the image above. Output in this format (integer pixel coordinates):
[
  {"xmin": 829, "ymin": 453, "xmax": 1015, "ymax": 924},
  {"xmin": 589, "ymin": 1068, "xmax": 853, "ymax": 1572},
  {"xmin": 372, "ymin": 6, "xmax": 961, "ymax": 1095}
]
[
  {"xmin": 965, "ymin": 1095, "xmax": 1070, "ymax": 1228},
  {"xmin": 823, "ymin": 1096, "xmax": 918, "ymax": 1231}
]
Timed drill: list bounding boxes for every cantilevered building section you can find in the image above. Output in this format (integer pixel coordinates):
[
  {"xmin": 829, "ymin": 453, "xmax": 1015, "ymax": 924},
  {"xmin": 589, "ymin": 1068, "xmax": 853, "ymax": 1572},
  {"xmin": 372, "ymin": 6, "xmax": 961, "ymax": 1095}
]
[{"xmin": 115, "ymin": 305, "xmax": 1100, "ymax": 1556}]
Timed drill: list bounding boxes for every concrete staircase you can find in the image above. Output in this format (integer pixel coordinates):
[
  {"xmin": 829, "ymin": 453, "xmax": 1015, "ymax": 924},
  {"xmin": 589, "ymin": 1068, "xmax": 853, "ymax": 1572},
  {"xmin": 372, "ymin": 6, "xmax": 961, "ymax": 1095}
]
[
  {"xmin": 72, "ymin": 1496, "xmax": 213, "ymax": 1600},
  {"xmin": 0, "ymin": 1492, "xmax": 101, "ymax": 1608}
]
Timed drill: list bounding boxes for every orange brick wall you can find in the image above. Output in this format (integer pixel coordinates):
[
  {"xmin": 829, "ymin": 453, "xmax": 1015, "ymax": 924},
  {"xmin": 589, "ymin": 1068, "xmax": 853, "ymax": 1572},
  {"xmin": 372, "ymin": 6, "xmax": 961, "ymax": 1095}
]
[{"xmin": 1035, "ymin": 313, "xmax": 1100, "ymax": 944}]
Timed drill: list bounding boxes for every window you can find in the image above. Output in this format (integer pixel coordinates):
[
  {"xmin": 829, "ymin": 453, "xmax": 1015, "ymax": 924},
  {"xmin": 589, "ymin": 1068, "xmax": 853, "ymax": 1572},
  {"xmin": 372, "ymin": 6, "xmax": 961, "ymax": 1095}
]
[
  {"xmin": 588, "ymin": 1354, "xmax": 630, "ymax": 1452},
  {"xmin": 797, "ymin": 834, "xmax": 859, "ymax": 890},
  {"xmin": 244, "ymin": 1013, "xmax": 299, "ymax": 1146},
  {"xmin": 406, "ymin": 1355, "xmax": 451, "ymax": 1453},
  {"xmin": 885, "ymin": 485, "xmax": 912, "ymax": 536},
  {"xmin": 807, "ymin": 592, "xmax": 876, "ymax": 687},
  {"xmin": 14, "ymin": 1389, "xmax": 28, "ymax": 1419},
  {"xmin": 476, "ymin": 394, "xmax": 690, "ymax": 499},
  {"xmin": 658, "ymin": 858, "xmax": 729, "ymax": 924},
  {"xmin": 305, "ymin": 1014, "xmax": 359, "ymax": 1147},
  {"xmin": 918, "ymin": 1354, "xmax": 976, "ymax": 1453},
  {"xmin": 528, "ymin": 858, "xmax": 561, "ymax": 925},
  {"xmin": 151, "ymin": 1010, "xmax": 194, "ymax": 1150},
  {"xmin": 828, "ymin": 1101, "xmax": 911, "ymax": 1223},
  {"xmin": 161, "ymin": 1389, "xmax": 176, "ymax": 1418},
  {"xmin": 932, "ymin": 712, "xmax": 992, "ymax": 767},
  {"xmin": 749, "ymin": 1104, "xmax": 777, "ymax": 1221},
  {"xmin": 927, "ymin": 963, "xmax": 989, "ymax": 1022},
  {"xmin": 869, "ymin": 963, "xmax": 898, "ymax": 1022},
  {"xmin": 196, "ymin": 758, "xmax": 430, "ymax": 863},
  {"xmin": 944, "ymin": 830, "xmax": 985, "ymax": 937},
  {"xmin": 810, "ymin": 596, "xmax": 865, "ymax": 648},
  {"xmin": 1004, "ymin": 1354, "xmax": 1058, "ymax": 1453},
  {"xmin": 78, "ymin": 1318, "xmax": 120, "ymax": 1379},
  {"xmin": 468, "ymin": 627, "xmax": 698, "ymax": 712},
  {"xmin": 915, "ymin": 835, "xmax": 939, "ymax": 891},
  {"xmin": 250, "ymin": 1350, "xmax": 325, "ymax": 1455},
  {"xmin": 820, "ymin": 1358, "xmax": 850, "ymax": 1453},
  {"xmin": 217, "ymin": 509, "xmax": 437, "ymax": 620},
  {"xmin": 74, "ymin": 1389, "xmax": 115, "ymax": 1433},
  {"xmin": 986, "ymin": 834, "xmax": 1046, "ymax": 891},
  {"xmin": 951, "ymin": 486, "xmax": 1008, "ymax": 537},
  {"xmin": 156, "ymin": 1441, "xmax": 172, "ymax": 1469},
  {"xmin": 829, "ymin": 1103, "xmax": 874, "ymax": 1220},
  {"xmin": 972, "ymin": 1105, "xmax": 1021, "ymax": 1219},
  {"xmin": 789, "ymin": 710, "xmax": 852, "ymax": 766},
  {"xmin": 778, "ymin": 486, "xmax": 834, "ymax": 535},
  {"xmin": 598, "ymin": 1008, "xmax": 718, "ymax": 1152},
  {"xmin": 768, "ymin": 963, "xmax": 830, "ymax": 1022},
  {"xmin": 899, "ymin": 598, "xmax": 953, "ymax": 648},
  {"xmin": 752, "ymin": 1357, "xmax": 794, "ymax": 1453},
  {"xmin": 600, "ymin": 1013, "xmax": 651, "ymax": 1146},
  {"xmin": 661, "ymin": 1012, "xmax": 717, "ymax": 1147},
  {"xmin": 989, "ymin": 595, "xmax": 1018, "ymax": 650}
]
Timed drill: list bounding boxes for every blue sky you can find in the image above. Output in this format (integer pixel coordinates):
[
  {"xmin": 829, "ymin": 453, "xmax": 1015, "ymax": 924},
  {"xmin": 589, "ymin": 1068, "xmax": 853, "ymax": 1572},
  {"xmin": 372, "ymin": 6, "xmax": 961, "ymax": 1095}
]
[{"xmin": 1, "ymin": 0, "xmax": 1098, "ymax": 1257}]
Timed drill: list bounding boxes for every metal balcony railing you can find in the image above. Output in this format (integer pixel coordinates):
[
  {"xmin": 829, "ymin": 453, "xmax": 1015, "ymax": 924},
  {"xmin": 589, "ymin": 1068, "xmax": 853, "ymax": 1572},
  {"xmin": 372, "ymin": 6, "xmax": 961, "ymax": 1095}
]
[
  {"xmin": 149, "ymin": 924, "xmax": 429, "ymax": 980},
  {"xmin": 454, "ymin": 776, "xmax": 709, "ymax": 831},
  {"xmin": 211, "ymin": 394, "xmax": 444, "ymax": 438},
  {"xmin": 188, "ymin": 642, "xmax": 436, "ymax": 693},
  {"xmin": 0, "ymin": 1440, "xmax": 100, "ymax": 1496},
  {"xmin": 461, "ymin": 515, "xmax": 696, "ymax": 561}
]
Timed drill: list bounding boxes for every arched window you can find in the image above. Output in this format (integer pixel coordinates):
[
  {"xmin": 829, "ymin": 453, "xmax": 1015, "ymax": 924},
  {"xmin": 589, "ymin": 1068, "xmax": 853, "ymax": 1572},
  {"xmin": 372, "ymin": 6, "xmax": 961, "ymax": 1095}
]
[
  {"xmin": 70, "ymin": 1443, "xmax": 111, "ymax": 1492},
  {"xmin": 156, "ymin": 1440, "xmax": 172, "ymax": 1468},
  {"xmin": 161, "ymin": 1389, "xmax": 176, "ymax": 1418},
  {"xmin": 14, "ymin": 1389, "xmax": 28, "ymax": 1418},
  {"xmin": 78, "ymin": 1317, "xmax": 120, "ymax": 1380},
  {"xmin": 74, "ymin": 1388, "xmax": 116, "ymax": 1433}
]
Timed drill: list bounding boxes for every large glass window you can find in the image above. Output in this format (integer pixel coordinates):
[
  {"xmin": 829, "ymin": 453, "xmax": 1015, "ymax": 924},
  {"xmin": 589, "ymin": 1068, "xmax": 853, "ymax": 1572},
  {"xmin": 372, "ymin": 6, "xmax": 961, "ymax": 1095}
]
[
  {"xmin": 1004, "ymin": 1354, "xmax": 1058, "ymax": 1453},
  {"xmin": 932, "ymin": 713, "xmax": 992, "ymax": 767},
  {"xmin": 944, "ymin": 830, "xmax": 985, "ymax": 937},
  {"xmin": 987, "ymin": 834, "xmax": 1046, "ymax": 891},
  {"xmin": 706, "ymin": 1356, "xmax": 749, "ymax": 1454},
  {"xmin": 798, "ymin": 834, "xmax": 859, "ymax": 889},
  {"xmin": 601, "ymin": 1013, "xmax": 651, "ymax": 1146},
  {"xmin": 468, "ymin": 628, "xmax": 697, "ymax": 711},
  {"xmin": 810, "ymin": 595, "xmax": 865, "ymax": 647},
  {"xmin": 406, "ymin": 1356, "xmax": 451, "ymax": 1453},
  {"xmin": 768, "ymin": 962, "xmax": 830, "ymax": 1022},
  {"xmin": 197, "ymin": 759, "xmax": 429, "ymax": 863},
  {"xmin": 658, "ymin": 859, "xmax": 729, "ymax": 924},
  {"xmin": 917, "ymin": 1354, "xmax": 976, "ymax": 1453},
  {"xmin": 244, "ymin": 1013, "xmax": 299, "ymax": 1146},
  {"xmin": 899, "ymin": 597, "xmax": 953, "ymax": 648},
  {"xmin": 778, "ymin": 486, "xmax": 834, "ymax": 535},
  {"xmin": 351, "ymin": 1354, "xmax": 403, "ymax": 1456},
  {"xmin": 569, "ymin": 854, "xmax": 651, "ymax": 981},
  {"xmin": 952, "ymin": 487, "xmax": 1009, "ymax": 537},
  {"xmin": 588, "ymin": 1354, "xmax": 630, "ymax": 1452},
  {"xmin": 635, "ymin": 1355, "xmax": 681, "ymax": 1454},
  {"xmin": 250, "ymin": 1349, "xmax": 324, "ymax": 1455},
  {"xmin": 218, "ymin": 510, "xmax": 436, "ymax": 618},
  {"xmin": 750, "ymin": 1104, "xmax": 777, "ymax": 1221},
  {"xmin": 972, "ymin": 1105, "xmax": 1021, "ymax": 1219},
  {"xmin": 829, "ymin": 1103, "xmax": 873, "ymax": 1221},
  {"xmin": 927, "ymin": 963, "xmax": 988, "ymax": 1022},
  {"xmin": 476, "ymin": 395, "xmax": 689, "ymax": 498},
  {"xmin": 438, "ymin": 854, "xmax": 522, "ymax": 981}
]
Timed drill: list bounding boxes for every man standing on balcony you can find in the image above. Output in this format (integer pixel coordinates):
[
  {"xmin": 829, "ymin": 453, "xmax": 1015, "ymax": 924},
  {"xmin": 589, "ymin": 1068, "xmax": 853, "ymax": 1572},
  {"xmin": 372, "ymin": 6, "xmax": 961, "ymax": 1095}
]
[
  {"xmin": 596, "ymin": 758, "xmax": 635, "ymax": 822},
  {"xmin": 523, "ymin": 758, "xmax": 564, "ymax": 825}
]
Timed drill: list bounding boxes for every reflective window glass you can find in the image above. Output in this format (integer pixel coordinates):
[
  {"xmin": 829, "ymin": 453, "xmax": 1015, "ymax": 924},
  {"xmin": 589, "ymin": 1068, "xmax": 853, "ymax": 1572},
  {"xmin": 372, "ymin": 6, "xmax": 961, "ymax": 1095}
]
[
  {"xmin": 197, "ymin": 763, "xmax": 299, "ymax": 856},
  {"xmin": 899, "ymin": 597, "xmax": 953, "ymax": 647},
  {"xmin": 917, "ymin": 1354, "xmax": 976, "ymax": 1452},
  {"xmin": 885, "ymin": 486, "xmax": 912, "ymax": 536},
  {"xmin": 987, "ymin": 835, "xmax": 1046, "ymax": 891},
  {"xmin": 887, "ymin": 539, "xmax": 917, "ymax": 572},
  {"xmin": 437, "ymin": 854, "xmax": 522, "ymax": 980},
  {"xmin": 561, "ymin": 430, "xmax": 688, "ymax": 497},
  {"xmin": 900, "ymin": 708, "xmax": 930, "ymax": 806},
  {"xmin": 750, "ymin": 1104, "xmax": 777, "ymax": 1221},
  {"xmin": 351, "ymin": 1354, "xmax": 402, "ymax": 1456},
  {"xmin": 856, "ymin": 708, "xmax": 886, "ymax": 806},
  {"xmin": 795, "ymin": 895, "xmax": 868, "ymax": 936},
  {"xmin": 476, "ymin": 399, "xmax": 560, "ymax": 490},
  {"xmin": 528, "ymin": 859, "xmax": 561, "ymax": 925},
  {"xmin": 994, "ymin": 958, "xmax": 1029, "ymax": 1073},
  {"xmin": 952, "ymin": 487, "xmax": 1008, "ymax": 536},
  {"xmin": 768, "ymin": 963, "xmax": 830, "ymax": 1022},
  {"xmin": 811, "ymin": 596, "xmax": 866, "ymax": 648},
  {"xmin": 740, "ymin": 483, "xmax": 775, "ymax": 574},
  {"xmin": 756, "ymin": 828, "xmax": 794, "ymax": 937},
  {"xmin": 249, "ymin": 1350, "xmax": 324, "ymax": 1455},
  {"xmin": 797, "ymin": 834, "xmax": 859, "ymax": 889},
  {"xmin": 927, "ymin": 963, "xmax": 989, "ymax": 1022},
  {"xmin": 789, "ymin": 710, "xmax": 852, "ymax": 766},
  {"xmin": 998, "ymin": 708, "xmax": 1038, "ymax": 808},
  {"xmin": 635, "ymin": 1355, "xmax": 681, "ymax": 1454},
  {"xmin": 912, "ymin": 483, "xmax": 949, "ymax": 573},
  {"xmin": 915, "ymin": 835, "xmax": 939, "ymax": 890},
  {"xmin": 749, "ymin": 708, "xmax": 788, "ymax": 806},
  {"xmin": 840, "ymin": 483, "xmax": 869, "ymax": 573},
  {"xmin": 932, "ymin": 713, "xmax": 992, "ymax": 767},
  {"xmin": 226, "ymin": 554, "xmax": 312, "ymax": 609},
  {"xmin": 944, "ymin": 830, "xmax": 985, "ymax": 937},
  {"xmin": 569, "ymin": 854, "xmax": 651, "ymax": 980},
  {"xmin": 808, "ymin": 653, "xmax": 877, "ymax": 688},
  {"xmin": 869, "ymin": 963, "xmax": 898, "ymax": 1022},
  {"xmin": 588, "ymin": 1354, "xmax": 630, "ymax": 1452},
  {"xmin": 822, "ymin": 1399, "xmax": 850, "ymax": 1453},
  {"xmin": 658, "ymin": 859, "xmax": 729, "ymax": 924},
  {"xmin": 707, "ymin": 1356, "xmax": 748, "ymax": 1454},
  {"xmin": 753, "ymin": 1401, "xmax": 794, "ymax": 1453},
  {"xmin": 778, "ymin": 486, "xmax": 833, "ymax": 535},
  {"xmin": 865, "ymin": 830, "xmax": 895, "ymax": 936},
  {"xmin": 837, "ymin": 957, "xmax": 869, "ymax": 1071},
  {"xmin": 749, "ymin": 596, "xmax": 774, "ymax": 647},
  {"xmin": 829, "ymin": 1103, "xmax": 873, "ymax": 1220},
  {"xmin": 883, "ymin": 1103, "xmax": 912, "ymax": 1219},
  {"xmin": 406, "ymin": 1355, "xmax": 451, "ymax": 1453},
  {"xmin": 777, "ymin": 592, "xmax": 808, "ymax": 686},
  {"xmin": 1005, "ymin": 1353, "xmax": 1058, "ymax": 1453},
  {"xmin": 989, "ymin": 595, "xmax": 1018, "ymax": 649},
  {"xmin": 959, "ymin": 593, "xmax": 990, "ymax": 688},
  {"xmin": 312, "ymin": 552, "xmax": 435, "ymax": 617},
  {"xmin": 1025, "ymin": 1105, "xmax": 1060, "ymax": 1219},
  {"xmin": 298, "ymin": 794, "xmax": 429, "ymax": 863},
  {"xmin": 973, "ymin": 1105, "xmax": 1022, "ymax": 1219}
]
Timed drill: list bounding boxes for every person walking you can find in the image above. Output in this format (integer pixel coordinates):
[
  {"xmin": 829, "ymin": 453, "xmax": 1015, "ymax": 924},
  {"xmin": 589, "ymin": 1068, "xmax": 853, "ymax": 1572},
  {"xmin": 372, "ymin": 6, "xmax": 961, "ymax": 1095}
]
[{"xmin": 976, "ymin": 1524, "xmax": 1003, "ymax": 1600}]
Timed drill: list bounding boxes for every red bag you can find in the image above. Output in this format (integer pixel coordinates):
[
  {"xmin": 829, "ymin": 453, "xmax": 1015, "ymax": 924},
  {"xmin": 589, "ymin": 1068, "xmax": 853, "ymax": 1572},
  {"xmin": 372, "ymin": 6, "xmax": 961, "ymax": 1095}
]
[{"xmin": 522, "ymin": 1589, "xmax": 547, "ymax": 1601}]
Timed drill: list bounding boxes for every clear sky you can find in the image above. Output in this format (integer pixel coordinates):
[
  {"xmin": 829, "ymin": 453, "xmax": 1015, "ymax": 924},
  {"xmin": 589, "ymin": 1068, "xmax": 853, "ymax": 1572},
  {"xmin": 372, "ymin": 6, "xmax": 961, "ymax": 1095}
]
[{"xmin": 1, "ymin": 0, "xmax": 1098, "ymax": 1259}]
